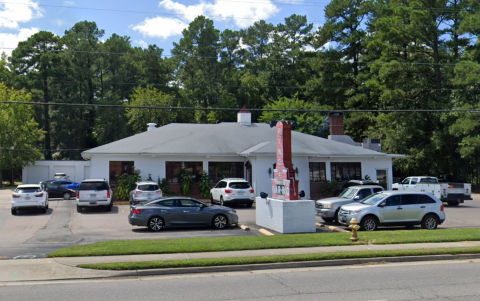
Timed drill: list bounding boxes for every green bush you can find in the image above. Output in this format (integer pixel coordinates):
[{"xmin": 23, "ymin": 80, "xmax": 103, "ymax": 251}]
[
  {"xmin": 115, "ymin": 168, "xmax": 141, "ymax": 200},
  {"xmin": 321, "ymin": 180, "xmax": 340, "ymax": 197},
  {"xmin": 180, "ymin": 170, "xmax": 194, "ymax": 195},
  {"xmin": 198, "ymin": 171, "xmax": 211, "ymax": 198},
  {"xmin": 157, "ymin": 177, "xmax": 171, "ymax": 196}
]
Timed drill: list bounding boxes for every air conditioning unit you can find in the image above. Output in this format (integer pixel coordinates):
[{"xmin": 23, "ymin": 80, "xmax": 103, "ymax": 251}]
[{"xmin": 362, "ymin": 138, "xmax": 382, "ymax": 152}]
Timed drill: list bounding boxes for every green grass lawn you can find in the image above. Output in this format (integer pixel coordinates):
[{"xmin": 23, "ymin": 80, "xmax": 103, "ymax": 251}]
[{"xmin": 49, "ymin": 228, "xmax": 480, "ymax": 258}]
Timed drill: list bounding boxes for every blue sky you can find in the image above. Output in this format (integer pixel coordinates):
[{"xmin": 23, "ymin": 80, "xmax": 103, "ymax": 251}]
[{"xmin": 0, "ymin": 0, "xmax": 327, "ymax": 57}]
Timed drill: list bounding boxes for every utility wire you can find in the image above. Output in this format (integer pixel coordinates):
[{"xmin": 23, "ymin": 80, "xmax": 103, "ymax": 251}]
[{"xmin": 0, "ymin": 100, "xmax": 479, "ymax": 113}]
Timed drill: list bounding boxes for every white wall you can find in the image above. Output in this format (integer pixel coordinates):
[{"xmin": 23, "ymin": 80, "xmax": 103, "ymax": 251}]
[{"xmin": 23, "ymin": 161, "xmax": 91, "ymax": 184}]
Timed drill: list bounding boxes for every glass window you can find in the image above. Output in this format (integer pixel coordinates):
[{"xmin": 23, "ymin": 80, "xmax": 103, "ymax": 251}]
[
  {"xmin": 208, "ymin": 162, "xmax": 244, "ymax": 183},
  {"xmin": 331, "ymin": 163, "xmax": 361, "ymax": 182},
  {"xmin": 79, "ymin": 182, "xmax": 108, "ymax": 190},
  {"xmin": 402, "ymin": 178, "xmax": 411, "ymax": 184},
  {"xmin": 357, "ymin": 189, "xmax": 371, "ymax": 200},
  {"xmin": 384, "ymin": 195, "xmax": 402, "ymax": 206},
  {"xmin": 401, "ymin": 194, "xmax": 419, "ymax": 205},
  {"xmin": 166, "ymin": 162, "xmax": 203, "ymax": 183},
  {"xmin": 228, "ymin": 182, "xmax": 251, "ymax": 189},
  {"xmin": 309, "ymin": 162, "xmax": 326, "ymax": 182},
  {"xmin": 373, "ymin": 188, "xmax": 383, "ymax": 193},
  {"xmin": 160, "ymin": 200, "xmax": 179, "ymax": 207},
  {"xmin": 180, "ymin": 199, "xmax": 202, "ymax": 207},
  {"xmin": 418, "ymin": 194, "xmax": 436, "ymax": 204},
  {"xmin": 138, "ymin": 184, "xmax": 159, "ymax": 191},
  {"xmin": 109, "ymin": 161, "xmax": 134, "ymax": 184}
]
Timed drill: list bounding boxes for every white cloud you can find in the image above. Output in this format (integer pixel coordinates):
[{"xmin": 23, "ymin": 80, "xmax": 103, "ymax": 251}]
[
  {"xmin": 63, "ymin": 1, "xmax": 75, "ymax": 6},
  {"xmin": 133, "ymin": 17, "xmax": 188, "ymax": 39},
  {"xmin": 0, "ymin": 0, "xmax": 43, "ymax": 29},
  {"xmin": 135, "ymin": 39, "xmax": 148, "ymax": 48},
  {"xmin": 0, "ymin": 27, "xmax": 39, "ymax": 56},
  {"xmin": 158, "ymin": 0, "xmax": 279, "ymax": 28}
]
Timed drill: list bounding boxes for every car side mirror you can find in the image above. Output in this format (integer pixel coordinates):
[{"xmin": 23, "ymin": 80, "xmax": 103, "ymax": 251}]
[
  {"xmin": 260, "ymin": 192, "xmax": 268, "ymax": 199},
  {"xmin": 378, "ymin": 202, "xmax": 385, "ymax": 207},
  {"xmin": 299, "ymin": 190, "xmax": 305, "ymax": 198},
  {"xmin": 354, "ymin": 196, "xmax": 360, "ymax": 200}
]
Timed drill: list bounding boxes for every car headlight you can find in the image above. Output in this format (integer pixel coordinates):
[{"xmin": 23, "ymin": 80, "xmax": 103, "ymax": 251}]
[
  {"xmin": 321, "ymin": 203, "xmax": 333, "ymax": 208},
  {"xmin": 228, "ymin": 210, "xmax": 235, "ymax": 214},
  {"xmin": 352, "ymin": 210, "xmax": 361, "ymax": 214}
]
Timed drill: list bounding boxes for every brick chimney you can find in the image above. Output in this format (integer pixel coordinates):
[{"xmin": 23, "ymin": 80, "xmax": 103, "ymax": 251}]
[
  {"xmin": 237, "ymin": 105, "xmax": 252, "ymax": 125},
  {"xmin": 329, "ymin": 112, "xmax": 344, "ymax": 135}
]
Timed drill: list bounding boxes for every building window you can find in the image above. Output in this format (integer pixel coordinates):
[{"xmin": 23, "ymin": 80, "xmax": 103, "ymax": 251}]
[
  {"xmin": 166, "ymin": 161, "xmax": 203, "ymax": 183},
  {"xmin": 331, "ymin": 162, "xmax": 361, "ymax": 181},
  {"xmin": 309, "ymin": 162, "xmax": 326, "ymax": 182},
  {"xmin": 109, "ymin": 161, "xmax": 134, "ymax": 184},
  {"xmin": 208, "ymin": 162, "xmax": 244, "ymax": 183}
]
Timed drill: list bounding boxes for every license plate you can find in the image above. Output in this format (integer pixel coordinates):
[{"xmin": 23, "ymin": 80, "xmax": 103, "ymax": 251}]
[
  {"xmin": 90, "ymin": 194, "xmax": 96, "ymax": 198},
  {"xmin": 25, "ymin": 197, "xmax": 31, "ymax": 200},
  {"xmin": 89, "ymin": 202, "xmax": 97, "ymax": 205},
  {"xmin": 237, "ymin": 191, "xmax": 244, "ymax": 195}
]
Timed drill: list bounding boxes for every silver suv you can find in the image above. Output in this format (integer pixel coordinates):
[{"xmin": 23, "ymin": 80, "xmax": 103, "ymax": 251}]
[
  {"xmin": 316, "ymin": 185, "xmax": 384, "ymax": 223},
  {"xmin": 129, "ymin": 181, "xmax": 163, "ymax": 206},
  {"xmin": 338, "ymin": 191, "xmax": 446, "ymax": 231},
  {"xmin": 210, "ymin": 178, "xmax": 255, "ymax": 207},
  {"xmin": 76, "ymin": 179, "xmax": 113, "ymax": 212}
]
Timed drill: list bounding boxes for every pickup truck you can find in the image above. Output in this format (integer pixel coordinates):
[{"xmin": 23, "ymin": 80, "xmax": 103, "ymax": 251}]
[
  {"xmin": 315, "ymin": 185, "xmax": 385, "ymax": 223},
  {"xmin": 392, "ymin": 176, "xmax": 472, "ymax": 206}
]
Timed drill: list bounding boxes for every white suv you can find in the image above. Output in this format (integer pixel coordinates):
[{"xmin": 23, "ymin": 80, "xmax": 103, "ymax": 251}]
[
  {"xmin": 76, "ymin": 179, "xmax": 113, "ymax": 212},
  {"xmin": 129, "ymin": 181, "xmax": 163, "ymax": 206},
  {"xmin": 338, "ymin": 191, "xmax": 445, "ymax": 231},
  {"xmin": 210, "ymin": 178, "xmax": 255, "ymax": 207}
]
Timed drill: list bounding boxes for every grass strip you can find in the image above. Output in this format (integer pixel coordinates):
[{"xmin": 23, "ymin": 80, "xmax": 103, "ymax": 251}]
[
  {"xmin": 49, "ymin": 228, "xmax": 480, "ymax": 258},
  {"xmin": 78, "ymin": 246, "xmax": 480, "ymax": 270}
]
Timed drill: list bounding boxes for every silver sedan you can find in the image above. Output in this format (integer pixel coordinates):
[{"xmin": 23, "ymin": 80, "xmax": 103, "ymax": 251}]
[{"xmin": 128, "ymin": 197, "xmax": 238, "ymax": 231}]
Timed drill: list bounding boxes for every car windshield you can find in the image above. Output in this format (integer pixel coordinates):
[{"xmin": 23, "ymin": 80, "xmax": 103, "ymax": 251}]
[
  {"xmin": 359, "ymin": 193, "xmax": 388, "ymax": 205},
  {"xmin": 339, "ymin": 188, "xmax": 358, "ymax": 199},
  {"xmin": 138, "ymin": 184, "xmax": 159, "ymax": 191},
  {"xmin": 229, "ymin": 182, "xmax": 250, "ymax": 189},
  {"xmin": 16, "ymin": 187, "xmax": 41, "ymax": 193}
]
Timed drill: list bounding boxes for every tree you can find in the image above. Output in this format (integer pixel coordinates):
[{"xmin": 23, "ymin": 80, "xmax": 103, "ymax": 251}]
[{"xmin": 0, "ymin": 83, "xmax": 43, "ymax": 186}]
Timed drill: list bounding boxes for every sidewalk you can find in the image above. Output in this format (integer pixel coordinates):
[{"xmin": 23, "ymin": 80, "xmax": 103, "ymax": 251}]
[{"xmin": 2, "ymin": 241, "xmax": 480, "ymax": 282}]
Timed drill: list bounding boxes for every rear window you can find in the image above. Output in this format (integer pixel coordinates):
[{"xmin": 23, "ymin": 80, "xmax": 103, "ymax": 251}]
[
  {"xmin": 79, "ymin": 182, "xmax": 108, "ymax": 190},
  {"xmin": 16, "ymin": 187, "xmax": 41, "ymax": 193},
  {"xmin": 138, "ymin": 184, "xmax": 159, "ymax": 191},
  {"xmin": 228, "ymin": 182, "xmax": 250, "ymax": 189}
]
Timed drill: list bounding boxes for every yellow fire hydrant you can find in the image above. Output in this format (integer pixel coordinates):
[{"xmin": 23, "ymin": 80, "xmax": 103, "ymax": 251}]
[{"xmin": 349, "ymin": 217, "xmax": 361, "ymax": 242}]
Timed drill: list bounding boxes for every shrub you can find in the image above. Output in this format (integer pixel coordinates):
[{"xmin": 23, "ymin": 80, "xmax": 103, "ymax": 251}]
[
  {"xmin": 180, "ymin": 169, "xmax": 194, "ymax": 195},
  {"xmin": 157, "ymin": 177, "xmax": 171, "ymax": 196},
  {"xmin": 321, "ymin": 180, "xmax": 340, "ymax": 197},
  {"xmin": 115, "ymin": 168, "xmax": 141, "ymax": 200},
  {"xmin": 198, "ymin": 171, "xmax": 211, "ymax": 198}
]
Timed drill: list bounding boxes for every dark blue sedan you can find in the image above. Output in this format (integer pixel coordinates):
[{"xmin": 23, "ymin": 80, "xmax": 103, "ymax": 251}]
[{"xmin": 52, "ymin": 180, "xmax": 80, "ymax": 190}]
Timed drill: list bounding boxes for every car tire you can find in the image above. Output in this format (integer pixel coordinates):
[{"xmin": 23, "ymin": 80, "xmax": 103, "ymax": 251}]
[
  {"xmin": 321, "ymin": 217, "xmax": 334, "ymax": 223},
  {"xmin": 421, "ymin": 214, "xmax": 438, "ymax": 230},
  {"xmin": 76, "ymin": 205, "xmax": 82, "ymax": 213},
  {"xmin": 11, "ymin": 209, "xmax": 17, "ymax": 215},
  {"xmin": 246, "ymin": 202, "xmax": 253, "ymax": 208},
  {"xmin": 334, "ymin": 209, "xmax": 341, "ymax": 224},
  {"xmin": 105, "ymin": 204, "xmax": 112, "ymax": 212},
  {"xmin": 210, "ymin": 194, "xmax": 215, "ymax": 204},
  {"xmin": 448, "ymin": 201, "xmax": 460, "ymax": 206},
  {"xmin": 360, "ymin": 215, "xmax": 378, "ymax": 231},
  {"xmin": 63, "ymin": 192, "xmax": 71, "ymax": 200},
  {"xmin": 212, "ymin": 214, "xmax": 228, "ymax": 229},
  {"xmin": 220, "ymin": 196, "xmax": 225, "ymax": 206},
  {"xmin": 41, "ymin": 207, "xmax": 47, "ymax": 214},
  {"xmin": 148, "ymin": 216, "xmax": 164, "ymax": 231}
]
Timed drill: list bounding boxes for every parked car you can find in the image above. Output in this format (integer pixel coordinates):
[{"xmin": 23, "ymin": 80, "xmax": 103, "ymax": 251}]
[
  {"xmin": 52, "ymin": 180, "xmax": 79, "ymax": 190},
  {"xmin": 210, "ymin": 178, "xmax": 255, "ymax": 207},
  {"xmin": 53, "ymin": 173, "xmax": 69, "ymax": 180},
  {"xmin": 316, "ymin": 185, "xmax": 384, "ymax": 223},
  {"xmin": 338, "ymin": 191, "xmax": 446, "ymax": 231},
  {"xmin": 76, "ymin": 179, "xmax": 114, "ymax": 212},
  {"xmin": 129, "ymin": 181, "xmax": 162, "ymax": 206},
  {"xmin": 40, "ymin": 181, "xmax": 76, "ymax": 200},
  {"xmin": 334, "ymin": 179, "xmax": 380, "ymax": 196},
  {"xmin": 11, "ymin": 184, "xmax": 49, "ymax": 215},
  {"xmin": 128, "ymin": 197, "xmax": 238, "ymax": 231}
]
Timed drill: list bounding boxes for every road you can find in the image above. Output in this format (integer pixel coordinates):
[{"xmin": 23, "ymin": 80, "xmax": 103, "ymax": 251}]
[
  {"xmin": 1, "ymin": 189, "xmax": 479, "ymax": 260},
  {"xmin": 0, "ymin": 259, "xmax": 479, "ymax": 300}
]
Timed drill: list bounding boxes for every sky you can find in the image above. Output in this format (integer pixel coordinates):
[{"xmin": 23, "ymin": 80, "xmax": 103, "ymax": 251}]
[{"xmin": 0, "ymin": 0, "xmax": 328, "ymax": 57}]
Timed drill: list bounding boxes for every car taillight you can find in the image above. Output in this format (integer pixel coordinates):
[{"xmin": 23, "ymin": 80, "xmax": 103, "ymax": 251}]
[
  {"xmin": 107, "ymin": 190, "xmax": 110, "ymax": 198},
  {"xmin": 12, "ymin": 194, "xmax": 20, "ymax": 198},
  {"xmin": 134, "ymin": 190, "xmax": 142, "ymax": 194},
  {"xmin": 443, "ymin": 188, "xmax": 446, "ymax": 195},
  {"xmin": 134, "ymin": 201, "xmax": 139, "ymax": 204},
  {"xmin": 225, "ymin": 189, "xmax": 232, "ymax": 193},
  {"xmin": 249, "ymin": 189, "xmax": 254, "ymax": 193},
  {"xmin": 35, "ymin": 193, "xmax": 44, "ymax": 197},
  {"xmin": 440, "ymin": 205, "xmax": 444, "ymax": 211},
  {"xmin": 131, "ymin": 209, "xmax": 144, "ymax": 214},
  {"xmin": 76, "ymin": 190, "xmax": 79, "ymax": 198},
  {"xmin": 448, "ymin": 185, "xmax": 454, "ymax": 189},
  {"xmin": 156, "ymin": 190, "xmax": 162, "ymax": 194}
]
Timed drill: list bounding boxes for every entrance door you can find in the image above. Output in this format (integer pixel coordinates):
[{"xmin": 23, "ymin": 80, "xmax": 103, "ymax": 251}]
[
  {"xmin": 376, "ymin": 169, "xmax": 388, "ymax": 189},
  {"xmin": 245, "ymin": 161, "xmax": 252, "ymax": 185}
]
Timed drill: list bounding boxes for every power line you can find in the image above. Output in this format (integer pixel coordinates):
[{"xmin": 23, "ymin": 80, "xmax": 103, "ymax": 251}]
[{"xmin": 1, "ymin": 100, "xmax": 479, "ymax": 113}]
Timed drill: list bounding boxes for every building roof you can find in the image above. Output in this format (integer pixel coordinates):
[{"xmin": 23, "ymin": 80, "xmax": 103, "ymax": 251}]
[{"xmin": 82, "ymin": 122, "xmax": 389, "ymax": 158}]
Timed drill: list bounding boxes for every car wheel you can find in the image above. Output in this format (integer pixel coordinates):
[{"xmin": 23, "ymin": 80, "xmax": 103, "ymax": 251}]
[
  {"xmin": 210, "ymin": 194, "xmax": 215, "ymax": 204},
  {"xmin": 76, "ymin": 205, "xmax": 82, "ymax": 213},
  {"xmin": 63, "ymin": 192, "xmax": 71, "ymax": 200},
  {"xmin": 41, "ymin": 207, "xmax": 47, "ymax": 214},
  {"xmin": 45, "ymin": 203, "xmax": 49, "ymax": 210},
  {"xmin": 11, "ymin": 209, "xmax": 17, "ymax": 215},
  {"xmin": 220, "ymin": 196, "xmax": 225, "ymax": 206},
  {"xmin": 246, "ymin": 202, "xmax": 253, "ymax": 208},
  {"xmin": 360, "ymin": 215, "xmax": 378, "ymax": 231},
  {"xmin": 448, "ymin": 201, "xmax": 460, "ymax": 206},
  {"xmin": 105, "ymin": 204, "xmax": 112, "ymax": 212},
  {"xmin": 421, "ymin": 214, "xmax": 438, "ymax": 230},
  {"xmin": 334, "ymin": 209, "xmax": 341, "ymax": 224},
  {"xmin": 321, "ymin": 217, "xmax": 334, "ymax": 223},
  {"xmin": 148, "ymin": 216, "xmax": 164, "ymax": 231},
  {"xmin": 212, "ymin": 214, "xmax": 228, "ymax": 229}
]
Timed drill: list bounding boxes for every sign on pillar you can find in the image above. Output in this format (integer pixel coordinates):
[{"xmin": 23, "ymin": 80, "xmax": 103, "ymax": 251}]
[{"xmin": 271, "ymin": 121, "xmax": 299, "ymax": 201}]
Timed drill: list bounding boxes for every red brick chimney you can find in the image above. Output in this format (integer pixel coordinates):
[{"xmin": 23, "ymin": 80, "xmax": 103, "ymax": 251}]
[{"xmin": 329, "ymin": 112, "xmax": 344, "ymax": 135}]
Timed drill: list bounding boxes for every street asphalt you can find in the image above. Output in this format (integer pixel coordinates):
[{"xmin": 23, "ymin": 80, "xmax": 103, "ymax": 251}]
[{"xmin": 2, "ymin": 241, "xmax": 480, "ymax": 283}]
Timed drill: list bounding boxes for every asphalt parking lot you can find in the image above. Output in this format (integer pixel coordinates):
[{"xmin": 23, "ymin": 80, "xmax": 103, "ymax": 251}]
[{"xmin": 0, "ymin": 189, "xmax": 479, "ymax": 260}]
